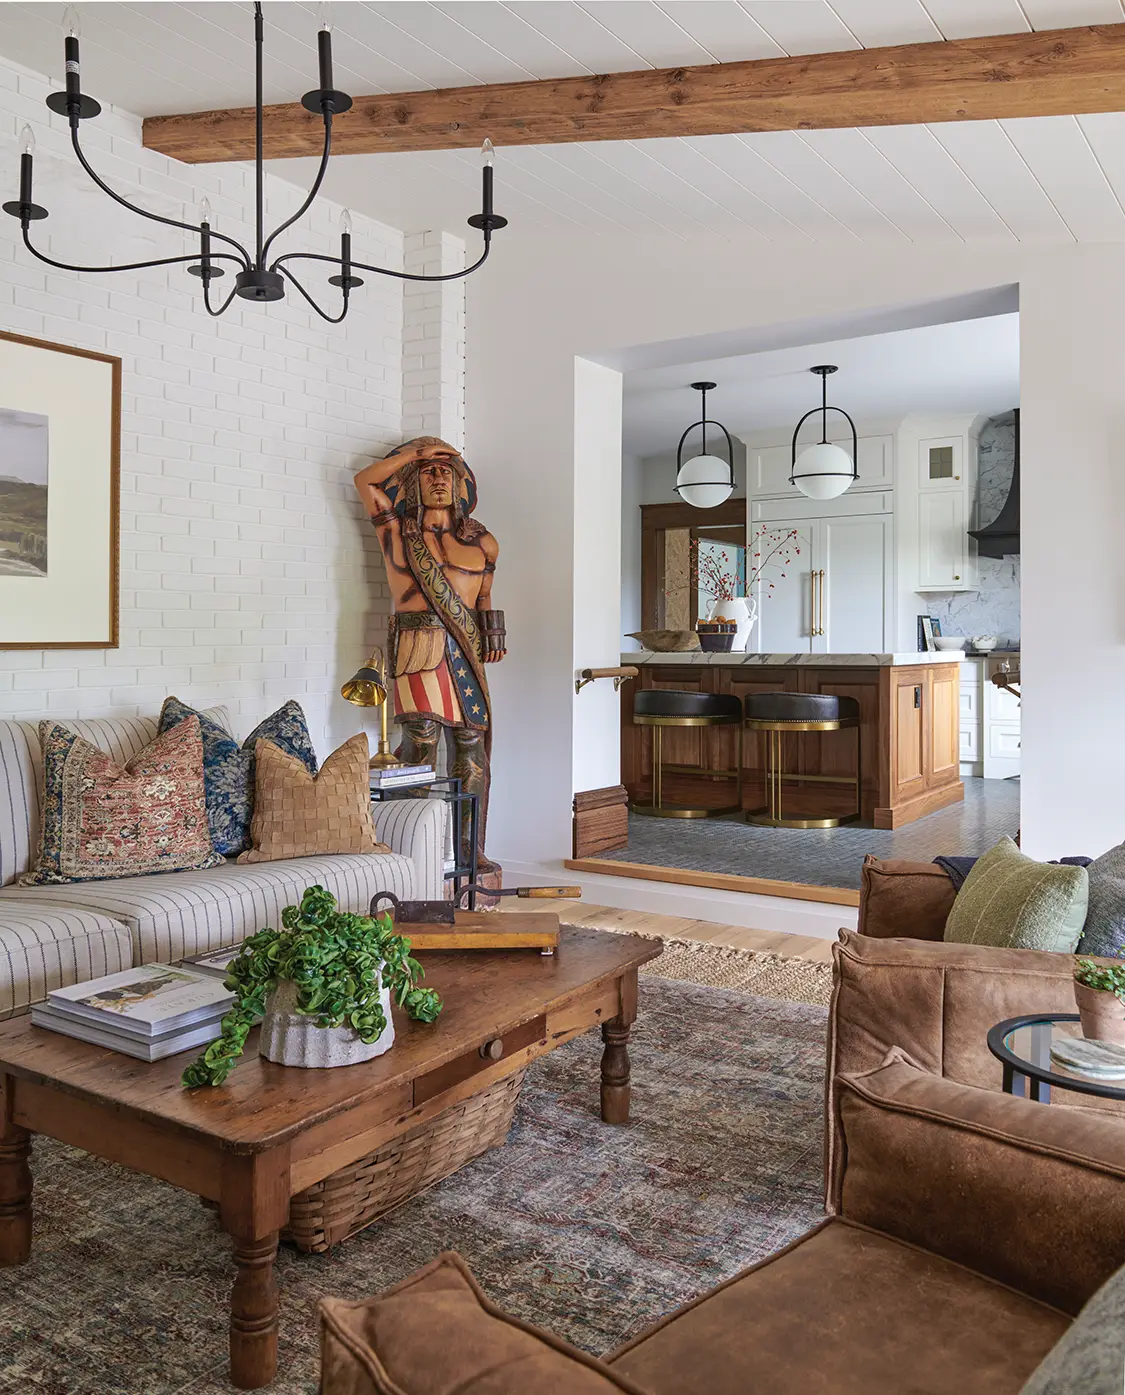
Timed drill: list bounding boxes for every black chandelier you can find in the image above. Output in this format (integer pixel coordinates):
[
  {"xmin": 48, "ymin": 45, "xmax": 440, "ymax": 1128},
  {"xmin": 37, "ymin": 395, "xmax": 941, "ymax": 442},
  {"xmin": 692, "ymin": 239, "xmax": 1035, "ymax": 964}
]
[{"xmin": 3, "ymin": 3, "xmax": 507, "ymax": 322}]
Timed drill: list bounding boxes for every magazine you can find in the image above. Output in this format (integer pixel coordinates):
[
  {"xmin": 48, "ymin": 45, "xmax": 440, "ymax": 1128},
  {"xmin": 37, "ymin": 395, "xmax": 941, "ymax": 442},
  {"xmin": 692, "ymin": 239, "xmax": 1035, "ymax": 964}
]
[
  {"xmin": 182, "ymin": 945, "xmax": 244, "ymax": 981},
  {"xmin": 31, "ymin": 1003, "xmax": 225, "ymax": 1061},
  {"xmin": 45, "ymin": 963, "xmax": 233, "ymax": 1038}
]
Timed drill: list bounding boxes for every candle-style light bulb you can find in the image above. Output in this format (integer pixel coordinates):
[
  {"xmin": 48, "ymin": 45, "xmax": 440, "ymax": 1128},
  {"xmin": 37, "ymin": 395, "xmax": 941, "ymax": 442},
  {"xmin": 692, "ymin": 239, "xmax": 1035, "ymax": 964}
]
[
  {"xmin": 19, "ymin": 125, "xmax": 35, "ymax": 158},
  {"xmin": 317, "ymin": 1, "xmax": 332, "ymax": 32},
  {"xmin": 62, "ymin": 5, "xmax": 81, "ymax": 39},
  {"xmin": 199, "ymin": 196, "xmax": 212, "ymax": 226},
  {"xmin": 481, "ymin": 138, "xmax": 495, "ymax": 169},
  {"xmin": 340, "ymin": 207, "xmax": 352, "ymax": 236}
]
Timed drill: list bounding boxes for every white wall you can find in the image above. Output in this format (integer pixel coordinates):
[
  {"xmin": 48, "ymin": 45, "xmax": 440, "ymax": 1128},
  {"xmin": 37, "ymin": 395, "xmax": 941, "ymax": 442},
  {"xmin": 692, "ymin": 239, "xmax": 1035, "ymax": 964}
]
[
  {"xmin": 466, "ymin": 234, "xmax": 1125, "ymax": 868},
  {"xmin": 620, "ymin": 450, "xmax": 642, "ymax": 639},
  {"xmin": 572, "ymin": 358, "xmax": 623, "ymax": 795},
  {"xmin": 0, "ymin": 53, "xmax": 404, "ymax": 758}
]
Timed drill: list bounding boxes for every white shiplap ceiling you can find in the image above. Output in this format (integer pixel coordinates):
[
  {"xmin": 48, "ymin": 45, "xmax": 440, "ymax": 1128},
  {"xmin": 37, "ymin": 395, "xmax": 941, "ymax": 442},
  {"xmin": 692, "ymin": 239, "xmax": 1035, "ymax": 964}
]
[
  {"xmin": 2, "ymin": 2, "xmax": 1125, "ymax": 242},
  {"xmin": 621, "ymin": 311, "xmax": 1020, "ymax": 457}
]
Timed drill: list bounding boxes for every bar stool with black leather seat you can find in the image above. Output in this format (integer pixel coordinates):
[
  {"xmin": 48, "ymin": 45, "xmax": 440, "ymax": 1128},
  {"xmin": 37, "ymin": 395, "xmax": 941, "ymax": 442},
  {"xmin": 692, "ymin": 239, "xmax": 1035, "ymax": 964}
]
[
  {"xmin": 743, "ymin": 691, "xmax": 861, "ymax": 828},
  {"xmin": 633, "ymin": 689, "xmax": 743, "ymax": 818}
]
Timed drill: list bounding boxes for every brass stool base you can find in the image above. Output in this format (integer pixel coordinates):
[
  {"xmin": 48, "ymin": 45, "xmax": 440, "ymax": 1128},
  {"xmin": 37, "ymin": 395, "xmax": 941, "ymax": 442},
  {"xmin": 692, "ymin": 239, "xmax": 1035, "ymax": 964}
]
[
  {"xmin": 635, "ymin": 804, "xmax": 742, "ymax": 820},
  {"xmin": 745, "ymin": 811, "xmax": 860, "ymax": 830}
]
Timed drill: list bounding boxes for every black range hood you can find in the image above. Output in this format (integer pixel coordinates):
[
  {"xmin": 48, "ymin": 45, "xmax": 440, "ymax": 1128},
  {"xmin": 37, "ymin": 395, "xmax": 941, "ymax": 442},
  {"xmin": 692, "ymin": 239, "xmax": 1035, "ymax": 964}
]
[{"xmin": 969, "ymin": 407, "xmax": 1020, "ymax": 559}]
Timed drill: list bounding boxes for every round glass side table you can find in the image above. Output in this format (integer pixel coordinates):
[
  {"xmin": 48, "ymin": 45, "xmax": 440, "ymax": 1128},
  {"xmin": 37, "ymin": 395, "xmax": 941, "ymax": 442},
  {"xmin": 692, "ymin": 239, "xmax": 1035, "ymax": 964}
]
[{"xmin": 987, "ymin": 1013, "xmax": 1125, "ymax": 1104}]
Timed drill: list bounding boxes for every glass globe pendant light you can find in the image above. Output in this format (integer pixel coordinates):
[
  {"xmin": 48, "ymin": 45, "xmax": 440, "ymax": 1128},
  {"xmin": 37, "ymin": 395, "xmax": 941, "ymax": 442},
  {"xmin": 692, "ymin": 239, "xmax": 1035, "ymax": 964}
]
[
  {"xmin": 674, "ymin": 382, "xmax": 736, "ymax": 509},
  {"xmin": 790, "ymin": 365, "xmax": 858, "ymax": 501}
]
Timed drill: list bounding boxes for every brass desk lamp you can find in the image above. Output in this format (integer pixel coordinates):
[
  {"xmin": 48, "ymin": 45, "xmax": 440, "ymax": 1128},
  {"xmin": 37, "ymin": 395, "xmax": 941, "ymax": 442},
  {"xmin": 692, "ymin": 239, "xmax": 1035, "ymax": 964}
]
[{"xmin": 341, "ymin": 648, "xmax": 402, "ymax": 770}]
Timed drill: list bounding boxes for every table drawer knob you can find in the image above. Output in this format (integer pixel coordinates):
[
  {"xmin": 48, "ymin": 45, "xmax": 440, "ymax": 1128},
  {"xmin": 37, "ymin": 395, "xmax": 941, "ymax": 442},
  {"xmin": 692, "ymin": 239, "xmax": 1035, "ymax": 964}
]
[{"xmin": 480, "ymin": 1038, "xmax": 504, "ymax": 1061}]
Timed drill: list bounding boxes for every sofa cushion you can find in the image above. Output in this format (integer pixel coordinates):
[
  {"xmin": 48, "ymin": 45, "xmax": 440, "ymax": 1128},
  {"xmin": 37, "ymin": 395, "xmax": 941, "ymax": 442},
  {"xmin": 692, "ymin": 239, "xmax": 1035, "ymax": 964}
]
[
  {"xmin": 158, "ymin": 697, "xmax": 317, "ymax": 857},
  {"xmin": 0, "ymin": 897, "xmax": 132, "ymax": 1019},
  {"xmin": 319, "ymin": 1252, "xmax": 648, "ymax": 1395},
  {"xmin": 858, "ymin": 855, "xmax": 956, "ymax": 940},
  {"xmin": 239, "ymin": 735, "xmax": 386, "ymax": 864},
  {"xmin": 19, "ymin": 717, "xmax": 224, "ymax": 886},
  {"xmin": 1078, "ymin": 840, "xmax": 1125, "ymax": 959},
  {"xmin": 0, "ymin": 708, "xmax": 231, "ymax": 886},
  {"xmin": 1, "ymin": 851, "xmax": 414, "ymax": 965},
  {"xmin": 608, "ymin": 1220, "xmax": 1068, "ymax": 1395},
  {"xmin": 945, "ymin": 838, "xmax": 1088, "ymax": 954}
]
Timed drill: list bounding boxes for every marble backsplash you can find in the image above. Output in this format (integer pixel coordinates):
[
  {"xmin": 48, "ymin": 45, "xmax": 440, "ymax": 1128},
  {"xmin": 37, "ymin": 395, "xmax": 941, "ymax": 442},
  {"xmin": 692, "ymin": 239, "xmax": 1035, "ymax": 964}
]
[{"xmin": 928, "ymin": 410, "xmax": 1020, "ymax": 648}]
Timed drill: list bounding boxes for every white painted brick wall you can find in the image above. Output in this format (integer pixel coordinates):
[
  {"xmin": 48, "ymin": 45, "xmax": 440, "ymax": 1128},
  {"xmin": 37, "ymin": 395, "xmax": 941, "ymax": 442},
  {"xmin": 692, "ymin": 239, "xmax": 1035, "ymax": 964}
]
[
  {"xmin": 402, "ymin": 231, "xmax": 466, "ymax": 450},
  {"xmin": 0, "ymin": 52, "xmax": 408, "ymax": 759}
]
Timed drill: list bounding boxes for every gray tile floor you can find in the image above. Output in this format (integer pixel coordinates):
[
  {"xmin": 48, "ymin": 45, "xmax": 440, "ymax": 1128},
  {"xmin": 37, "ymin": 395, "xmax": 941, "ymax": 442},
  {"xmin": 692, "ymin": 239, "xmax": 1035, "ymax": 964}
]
[{"xmin": 601, "ymin": 777, "xmax": 1022, "ymax": 890}]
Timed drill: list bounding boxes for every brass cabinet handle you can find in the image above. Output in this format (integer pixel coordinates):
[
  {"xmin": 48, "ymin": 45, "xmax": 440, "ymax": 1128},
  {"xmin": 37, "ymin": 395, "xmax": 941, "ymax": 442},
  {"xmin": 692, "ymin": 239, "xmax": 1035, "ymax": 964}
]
[
  {"xmin": 818, "ymin": 570, "xmax": 826, "ymax": 636},
  {"xmin": 809, "ymin": 569, "xmax": 818, "ymax": 638}
]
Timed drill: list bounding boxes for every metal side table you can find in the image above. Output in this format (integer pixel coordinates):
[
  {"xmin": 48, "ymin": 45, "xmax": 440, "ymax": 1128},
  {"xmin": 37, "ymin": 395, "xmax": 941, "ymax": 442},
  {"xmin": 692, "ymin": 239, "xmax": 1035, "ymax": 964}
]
[
  {"xmin": 987, "ymin": 1013, "xmax": 1125, "ymax": 1104},
  {"xmin": 370, "ymin": 776, "xmax": 480, "ymax": 908}
]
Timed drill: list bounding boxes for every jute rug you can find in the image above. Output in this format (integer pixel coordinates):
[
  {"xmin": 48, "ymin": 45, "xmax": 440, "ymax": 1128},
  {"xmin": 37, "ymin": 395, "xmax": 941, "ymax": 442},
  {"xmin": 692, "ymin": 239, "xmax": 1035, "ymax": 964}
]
[{"xmin": 0, "ymin": 977, "xmax": 828, "ymax": 1395}]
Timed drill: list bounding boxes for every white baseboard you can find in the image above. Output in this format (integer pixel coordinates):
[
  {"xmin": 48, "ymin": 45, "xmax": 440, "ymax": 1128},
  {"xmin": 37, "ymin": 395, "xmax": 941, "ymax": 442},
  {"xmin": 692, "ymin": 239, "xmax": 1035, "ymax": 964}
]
[{"xmin": 499, "ymin": 858, "xmax": 857, "ymax": 940}]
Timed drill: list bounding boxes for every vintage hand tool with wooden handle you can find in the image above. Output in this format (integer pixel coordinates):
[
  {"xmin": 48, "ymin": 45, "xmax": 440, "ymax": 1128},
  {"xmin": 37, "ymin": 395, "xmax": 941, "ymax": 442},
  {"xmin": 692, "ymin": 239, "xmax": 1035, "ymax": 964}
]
[{"xmin": 370, "ymin": 886, "xmax": 581, "ymax": 952}]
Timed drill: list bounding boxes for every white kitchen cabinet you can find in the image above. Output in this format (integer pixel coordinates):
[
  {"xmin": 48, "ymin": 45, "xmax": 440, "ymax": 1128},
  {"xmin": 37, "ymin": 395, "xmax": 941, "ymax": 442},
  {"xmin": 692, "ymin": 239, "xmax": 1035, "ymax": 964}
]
[
  {"xmin": 913, "ymin": 419, "xmax": 979, "ymax": 594},
  {"xmin": 750, "ymin": 513, "xmax": 892, "ymax": 654},
  {"xmin": 983, "ymin": 661, "xmax": 1021, "ymax": 779},
  {"xmin": 744, "ymin": 434, "xmax": 894, "ymax": 498},
  {"xmin": 959, "ymin": 659, "xmax": 983, "ymax": 776},
  {"xmin": 918, "ymin": 492, "xmax": 973, "ymax": 591}
]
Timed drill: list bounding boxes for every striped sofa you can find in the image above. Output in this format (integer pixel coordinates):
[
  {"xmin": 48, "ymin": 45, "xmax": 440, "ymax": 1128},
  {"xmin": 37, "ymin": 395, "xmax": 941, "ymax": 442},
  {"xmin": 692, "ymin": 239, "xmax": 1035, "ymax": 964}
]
[{"xmin": 0, "ymin": 708, "xmax": 447, "ymax": 1020}]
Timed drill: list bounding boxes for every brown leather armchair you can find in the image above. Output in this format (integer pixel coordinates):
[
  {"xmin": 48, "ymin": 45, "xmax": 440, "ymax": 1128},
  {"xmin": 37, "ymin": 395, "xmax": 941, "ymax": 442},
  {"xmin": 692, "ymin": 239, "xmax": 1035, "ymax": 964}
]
[
  {"xmin": 320, "ymin": 1055, "xmax": 1125, "ymax": 1395},
  {"xmin": 826, "ymin": 856, "xmax": 1125, "ymax": 1191}
]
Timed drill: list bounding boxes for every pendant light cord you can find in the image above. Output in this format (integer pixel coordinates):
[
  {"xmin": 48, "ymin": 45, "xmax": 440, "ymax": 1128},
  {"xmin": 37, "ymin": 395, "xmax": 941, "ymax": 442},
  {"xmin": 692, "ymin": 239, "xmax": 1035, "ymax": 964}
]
[{"xmin": 255, "ymin": 2, "xmax": 264, "ymax": 269}]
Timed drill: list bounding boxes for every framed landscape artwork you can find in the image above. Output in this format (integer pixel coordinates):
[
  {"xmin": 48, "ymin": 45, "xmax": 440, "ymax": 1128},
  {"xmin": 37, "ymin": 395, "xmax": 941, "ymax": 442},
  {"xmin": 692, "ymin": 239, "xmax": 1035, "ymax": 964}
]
[{"xmin": 0, "ymin": 330, "xmax": 120, "ymax": 648}]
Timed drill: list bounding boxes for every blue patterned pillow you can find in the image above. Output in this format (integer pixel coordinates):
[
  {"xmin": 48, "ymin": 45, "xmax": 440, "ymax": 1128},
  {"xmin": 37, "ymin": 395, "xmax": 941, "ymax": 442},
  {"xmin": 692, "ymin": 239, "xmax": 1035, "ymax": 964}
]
[{"xmin": 158, "ymin": 698, "xmax": 318, "ymax": 857}]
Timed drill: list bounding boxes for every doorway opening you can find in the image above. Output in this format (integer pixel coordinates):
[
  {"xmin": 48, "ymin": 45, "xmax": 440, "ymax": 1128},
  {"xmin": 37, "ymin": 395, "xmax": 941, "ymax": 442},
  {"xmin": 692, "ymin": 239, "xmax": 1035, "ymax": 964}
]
[{"xmin": 601, "ymin": 303, "xmax": 1021, "ymax": 899}]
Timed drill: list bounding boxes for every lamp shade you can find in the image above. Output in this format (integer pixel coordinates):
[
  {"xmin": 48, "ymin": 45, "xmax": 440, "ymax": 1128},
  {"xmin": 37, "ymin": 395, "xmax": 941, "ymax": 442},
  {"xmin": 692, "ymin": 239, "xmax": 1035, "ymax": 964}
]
[
  {"xmin": 791, "ymin": 442, "xmax": 855, "ymax": 501},
  {"xmin": 341, "ymin": 654, "xmax": 386, "ymax": 707},
  {"xmin": 675, "ymin": 453, "xmax": 734, "ymax": 509}
]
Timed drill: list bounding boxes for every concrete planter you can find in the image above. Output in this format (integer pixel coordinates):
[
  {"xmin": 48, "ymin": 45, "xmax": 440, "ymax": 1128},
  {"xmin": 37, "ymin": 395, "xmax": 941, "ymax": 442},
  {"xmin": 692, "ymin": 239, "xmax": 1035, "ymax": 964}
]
[
  {"xmin": 1074, "ymin": 980, "xmax": 1125, "ymax": 1046},
  {"xmin": 259, "ymin": 978, "xmax": 395, "ymax": 1068}
]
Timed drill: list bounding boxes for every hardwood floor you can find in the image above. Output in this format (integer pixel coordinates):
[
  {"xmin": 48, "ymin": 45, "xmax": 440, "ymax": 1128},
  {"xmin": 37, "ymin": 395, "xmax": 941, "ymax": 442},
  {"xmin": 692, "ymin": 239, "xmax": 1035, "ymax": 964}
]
[{"xmin": 502, "ymin": 899, "xmax": 835, "ymax": 964}]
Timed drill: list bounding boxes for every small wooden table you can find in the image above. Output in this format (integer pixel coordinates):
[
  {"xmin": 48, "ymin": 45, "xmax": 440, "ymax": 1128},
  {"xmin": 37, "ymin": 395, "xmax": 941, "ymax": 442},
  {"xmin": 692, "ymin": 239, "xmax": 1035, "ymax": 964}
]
[{"xmin": 0, "ymin": 927, "xmax": 660, "ymax": 1390}]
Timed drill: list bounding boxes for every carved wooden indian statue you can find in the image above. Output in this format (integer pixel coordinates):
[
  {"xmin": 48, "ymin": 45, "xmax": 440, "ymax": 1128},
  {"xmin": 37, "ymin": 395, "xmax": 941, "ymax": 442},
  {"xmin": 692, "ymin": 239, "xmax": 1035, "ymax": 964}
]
[{"xmin": 354, "ymin": 438, "xmax": 505, "ymax": 872}]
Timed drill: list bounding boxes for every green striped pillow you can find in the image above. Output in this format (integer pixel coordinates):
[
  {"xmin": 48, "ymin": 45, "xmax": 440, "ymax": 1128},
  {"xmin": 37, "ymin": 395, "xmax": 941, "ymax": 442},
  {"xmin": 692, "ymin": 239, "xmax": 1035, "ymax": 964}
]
[{"xmin": 944, "ymin": 837, "xmax": 1089, "ymax": 953}]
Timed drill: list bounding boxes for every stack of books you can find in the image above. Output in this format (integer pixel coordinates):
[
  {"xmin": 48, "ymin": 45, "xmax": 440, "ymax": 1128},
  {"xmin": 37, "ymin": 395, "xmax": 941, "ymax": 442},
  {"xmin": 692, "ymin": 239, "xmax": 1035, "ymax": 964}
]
[
  {"xmin": 31, "ymin": 963, "xmax": 234, "ymax": 1061},
  {"xmin": 370, "ymin": 763, "xmax": 435, "ymax": 792}
]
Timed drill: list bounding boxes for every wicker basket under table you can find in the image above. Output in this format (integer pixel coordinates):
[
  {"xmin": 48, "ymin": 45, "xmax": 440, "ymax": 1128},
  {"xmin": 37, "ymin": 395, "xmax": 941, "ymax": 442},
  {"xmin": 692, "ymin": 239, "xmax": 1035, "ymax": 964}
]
[{"xmin": 285, "ymin": 1068, "xmax": 527, "ymax": 1252}]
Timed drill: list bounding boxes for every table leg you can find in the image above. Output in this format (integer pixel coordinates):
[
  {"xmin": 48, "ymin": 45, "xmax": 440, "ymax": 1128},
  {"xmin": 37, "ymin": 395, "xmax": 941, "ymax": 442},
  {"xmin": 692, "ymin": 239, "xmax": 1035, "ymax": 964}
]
[
  {"xmin": 601, "ymin": 1018, "xmax": 631, "ymax": 1125},
  {"xmin": 0, "ymin": 1072, "xmax": 31, "ymax": 1266},
  {"xmin": 230, "ymin": 1231, "xmax": 279, "ymax": 1391}
]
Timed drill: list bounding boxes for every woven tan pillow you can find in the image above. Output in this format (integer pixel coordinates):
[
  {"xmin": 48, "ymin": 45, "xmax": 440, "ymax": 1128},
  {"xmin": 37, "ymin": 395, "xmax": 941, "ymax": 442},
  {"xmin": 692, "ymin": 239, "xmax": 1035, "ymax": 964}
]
[{"xmin": 238, "ymin": 733, "xmax": 388, "ymax": 863}]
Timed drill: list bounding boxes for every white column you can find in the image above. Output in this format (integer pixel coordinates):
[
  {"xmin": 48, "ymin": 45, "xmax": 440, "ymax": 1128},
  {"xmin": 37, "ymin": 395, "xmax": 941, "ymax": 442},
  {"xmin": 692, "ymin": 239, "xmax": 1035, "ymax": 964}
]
[{"xmin": 401, "ymin": 231, "xmax": 466, "ymax": 449}]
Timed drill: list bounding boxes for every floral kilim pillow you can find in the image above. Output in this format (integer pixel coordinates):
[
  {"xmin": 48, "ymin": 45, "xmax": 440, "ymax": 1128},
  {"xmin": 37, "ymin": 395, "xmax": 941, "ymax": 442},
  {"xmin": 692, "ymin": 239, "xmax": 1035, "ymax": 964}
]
[
  {"xmin": 19, "ymin": 715, "xmax": 224, "ymax": 885},
  {"xmin": 158, "ymin": 697, "xmax": 318, "ymax": 857}
]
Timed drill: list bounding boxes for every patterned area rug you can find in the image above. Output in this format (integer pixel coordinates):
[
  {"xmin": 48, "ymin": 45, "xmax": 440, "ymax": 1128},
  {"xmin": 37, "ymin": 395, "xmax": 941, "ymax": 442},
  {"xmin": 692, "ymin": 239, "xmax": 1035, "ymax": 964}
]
[
  {"xmin": 0, "ymin": 978, "xmax": 828, "ymax": 1395},
  {"xmin": 637, "ymin": 935, "xmax": 832, "ymax": 1007}
]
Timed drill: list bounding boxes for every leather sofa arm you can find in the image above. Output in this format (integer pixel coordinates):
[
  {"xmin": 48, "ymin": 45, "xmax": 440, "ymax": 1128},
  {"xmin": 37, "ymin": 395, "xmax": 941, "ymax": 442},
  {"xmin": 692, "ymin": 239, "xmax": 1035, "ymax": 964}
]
[
  {"xmin": 833, "ymin": 1052, "xmax": 1125, "ymax": 1315},
  {"xmin": 823, "ymin": 931, "xmax": 1119, "ymax": 1199}
]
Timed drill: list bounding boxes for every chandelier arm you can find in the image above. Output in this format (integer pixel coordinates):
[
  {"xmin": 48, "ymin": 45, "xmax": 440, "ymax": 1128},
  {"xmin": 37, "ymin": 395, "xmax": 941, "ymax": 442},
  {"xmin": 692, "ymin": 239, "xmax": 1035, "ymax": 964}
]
[
  {"xmin": 272, "ymin": 235, "xmax": 492, "ymax": 283},
  {"xmin": 261, "ymin": 117, "xmax": 332, "ymax": 265},
  {"xmin": 21, "ymin": 224, "xmax": 244, "ymax": 276},
  {"xmin": 277, "ymin": 265, "xmax": 350, "ymax": 323},
  {"xmin": 202, "ymin": 277, "xmax": 243, "ymax": 318},
  {"xmin": 69, "ymin": 124, "xmax": 252, "ymax": 268}
]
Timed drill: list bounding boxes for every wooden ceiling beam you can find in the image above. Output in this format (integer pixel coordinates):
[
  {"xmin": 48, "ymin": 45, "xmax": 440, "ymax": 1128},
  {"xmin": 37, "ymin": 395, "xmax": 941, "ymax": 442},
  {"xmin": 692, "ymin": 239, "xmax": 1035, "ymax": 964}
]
[{"xmin": 143, "ymin": 23, "xmax": 1125, "ymax": 165}]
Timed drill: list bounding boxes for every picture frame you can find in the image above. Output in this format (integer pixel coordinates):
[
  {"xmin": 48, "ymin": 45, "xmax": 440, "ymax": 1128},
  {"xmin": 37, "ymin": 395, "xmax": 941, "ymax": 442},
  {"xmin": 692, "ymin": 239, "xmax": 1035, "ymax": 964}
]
[
  {"xmin": 0, "ymin": 330, "xmax": 121, "ymax": 649},
  {"xmin": 919, "ymin": 616, "xmax": 938, "ymax": 652}
]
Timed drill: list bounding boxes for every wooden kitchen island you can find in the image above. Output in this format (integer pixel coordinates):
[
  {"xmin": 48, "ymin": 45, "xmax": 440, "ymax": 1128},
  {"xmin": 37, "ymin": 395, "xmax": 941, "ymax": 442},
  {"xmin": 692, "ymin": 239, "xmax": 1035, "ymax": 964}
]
[{"xmin": 620, "ymin": 652, "xmax": 963, "ymax": 829}]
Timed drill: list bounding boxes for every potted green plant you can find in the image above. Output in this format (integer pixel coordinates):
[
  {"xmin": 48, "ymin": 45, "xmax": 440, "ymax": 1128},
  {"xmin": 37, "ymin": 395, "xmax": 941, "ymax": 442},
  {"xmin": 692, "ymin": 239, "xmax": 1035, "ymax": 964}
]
[
  {"xmin": 1073, "ymin": 955, "xmax": 1125, "ymax": 1044},
  {"xmin": 182, "ymin": 885, "xmax": 442, "ymax": 1088}
]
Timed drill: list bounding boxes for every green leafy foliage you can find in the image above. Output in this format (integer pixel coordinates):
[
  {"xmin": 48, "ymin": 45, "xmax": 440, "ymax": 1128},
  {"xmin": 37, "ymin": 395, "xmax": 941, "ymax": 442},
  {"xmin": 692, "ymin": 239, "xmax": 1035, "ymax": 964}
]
[
  {"xmin": 182, "ymin": 884, "xmax": 442, "ymax": 1088},
  {"xmin": 1074, "ymin": 954, "xmax": 1125, "ymax": 1005}
]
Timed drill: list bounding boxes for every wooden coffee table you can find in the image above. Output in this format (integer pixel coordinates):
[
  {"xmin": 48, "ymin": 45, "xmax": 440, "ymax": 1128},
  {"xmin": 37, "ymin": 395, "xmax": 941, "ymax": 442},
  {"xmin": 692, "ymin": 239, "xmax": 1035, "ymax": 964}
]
[{"xmin": 0, "ymin": 926, "xmax": 660, "ymax": 1390}]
